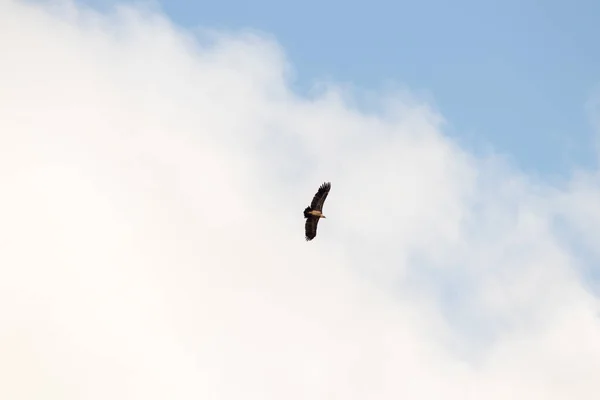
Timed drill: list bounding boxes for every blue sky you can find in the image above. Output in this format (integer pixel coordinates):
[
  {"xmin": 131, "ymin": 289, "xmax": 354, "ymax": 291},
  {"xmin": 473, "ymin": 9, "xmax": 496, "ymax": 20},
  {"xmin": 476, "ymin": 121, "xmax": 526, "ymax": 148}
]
[
  {"xmin": 83, "ymin": 0, "xmax": 600, "ymax": 177},
  {"xmin": 4, "ymin": 2, "xmax": 600, "ymax": 397}
]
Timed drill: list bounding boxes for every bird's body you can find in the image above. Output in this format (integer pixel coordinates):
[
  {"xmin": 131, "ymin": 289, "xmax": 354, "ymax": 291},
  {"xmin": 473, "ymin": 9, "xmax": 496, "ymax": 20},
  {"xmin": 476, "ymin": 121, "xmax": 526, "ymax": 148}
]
[{"xmin": 303, "ymin": 182, "xmax": 331, "ymax": 241}]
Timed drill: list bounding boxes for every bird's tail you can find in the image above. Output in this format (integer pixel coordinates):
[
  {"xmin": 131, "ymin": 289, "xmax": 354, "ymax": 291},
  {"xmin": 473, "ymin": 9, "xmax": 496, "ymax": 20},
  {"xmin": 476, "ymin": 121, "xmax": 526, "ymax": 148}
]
[{"xmin": 303, "ymin": 206, "xmax": 312, "ymax": 218}]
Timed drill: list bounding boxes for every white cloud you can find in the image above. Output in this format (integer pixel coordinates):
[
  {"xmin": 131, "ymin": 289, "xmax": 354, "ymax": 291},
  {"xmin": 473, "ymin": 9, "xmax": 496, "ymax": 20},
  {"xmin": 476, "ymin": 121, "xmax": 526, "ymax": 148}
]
[{"xmin": 1, "ymin": 0, "xmax": 600, "ymax": 398}]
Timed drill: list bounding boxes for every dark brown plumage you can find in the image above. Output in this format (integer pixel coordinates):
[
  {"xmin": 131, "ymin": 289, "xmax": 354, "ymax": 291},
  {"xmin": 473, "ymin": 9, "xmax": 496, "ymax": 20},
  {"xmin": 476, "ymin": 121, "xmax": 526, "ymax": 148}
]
[{"xmin": 303, "ymin": 182, "xmax": 331, "ymax": 241}]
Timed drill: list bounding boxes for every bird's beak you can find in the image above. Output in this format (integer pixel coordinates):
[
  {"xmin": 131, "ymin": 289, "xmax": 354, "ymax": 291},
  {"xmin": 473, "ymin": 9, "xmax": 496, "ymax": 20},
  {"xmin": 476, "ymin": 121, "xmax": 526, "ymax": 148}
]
[{"xmin": 322, "ymin": 215, "xmax": 327, "ymax": 218}]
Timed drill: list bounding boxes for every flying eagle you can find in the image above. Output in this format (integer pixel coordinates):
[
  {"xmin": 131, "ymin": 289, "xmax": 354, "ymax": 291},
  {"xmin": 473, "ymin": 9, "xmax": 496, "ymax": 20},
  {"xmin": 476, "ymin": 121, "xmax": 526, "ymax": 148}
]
[{"xmin": 303, "ymin": 182, "xmax": 331, "ymax": 241}]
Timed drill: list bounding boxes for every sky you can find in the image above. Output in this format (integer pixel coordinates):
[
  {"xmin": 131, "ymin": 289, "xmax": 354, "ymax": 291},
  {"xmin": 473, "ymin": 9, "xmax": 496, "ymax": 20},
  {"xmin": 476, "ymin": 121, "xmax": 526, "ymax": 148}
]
[
  {"xmin": 82, "ymin": 0, "xmax": 600, "ymax": 177},
  {"xmin": 1, "ymin": 0, "xmax": 600, "ymax": 399}
]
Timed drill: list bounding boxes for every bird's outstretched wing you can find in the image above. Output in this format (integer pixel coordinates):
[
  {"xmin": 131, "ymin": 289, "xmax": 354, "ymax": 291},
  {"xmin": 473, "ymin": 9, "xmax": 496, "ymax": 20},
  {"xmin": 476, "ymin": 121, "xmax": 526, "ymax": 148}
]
[
  {"xmin": 310, "ymin": 182, "xmax": 331, "ymax": 211},
  {"xmin": 305, "ymin": 216, "xmax": 320, "ymax": 241}
]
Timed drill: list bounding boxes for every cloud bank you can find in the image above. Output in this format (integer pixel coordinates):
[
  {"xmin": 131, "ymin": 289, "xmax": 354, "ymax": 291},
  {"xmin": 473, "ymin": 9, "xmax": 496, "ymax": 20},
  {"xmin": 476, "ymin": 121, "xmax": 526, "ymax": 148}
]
[{"xmin": 1, "ymin": 0, "xmax": 600, "ymax": 398}]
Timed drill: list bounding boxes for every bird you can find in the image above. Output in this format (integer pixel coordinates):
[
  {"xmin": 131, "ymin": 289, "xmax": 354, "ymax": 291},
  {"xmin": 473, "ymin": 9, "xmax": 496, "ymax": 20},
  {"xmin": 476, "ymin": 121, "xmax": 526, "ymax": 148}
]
[{"xmin": 303, "ymin": 182, "xmax": 331, "ymax": 241}]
